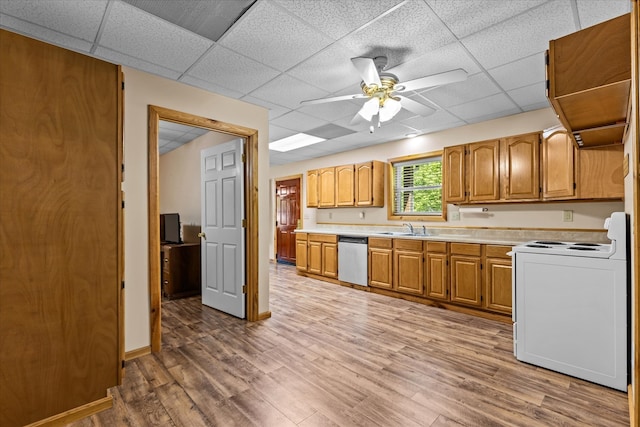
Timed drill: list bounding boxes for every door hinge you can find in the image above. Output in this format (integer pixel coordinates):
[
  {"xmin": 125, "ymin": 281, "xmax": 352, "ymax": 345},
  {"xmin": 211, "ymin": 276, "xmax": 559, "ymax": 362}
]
[
  {"xmin": 121, "ymin": 81, "xmax": 125, "ymax": 90},
  {"xmin": 242, "ymin": 285, "xmax": 247, "ymax": 294},
  {"xmin": 573, "ymin": 182, "xmax": 577, "ymax": 189},
  {"xmin": 121, "ymin": 200, "xmax": 125, "ymax": 209},
  {"xmin": 242, "ymin": 219, "xmax": 247, "ymax": 228},
  {"xmin": 480, "ymin": 295, "xmax": 483, "ymax": 302},
  {"xmin": 121, "ymin": 281, "xmax": 125, "ymax": 289},
  {"xmin": 121, "ymin": 163, "xmax": 125, "ymax": 174},
  {"xmin": 480, "ymin": 263, "xmax": 483, "ymax": 270},
  {"xmin": 121, "ymin": 360, "xmax": 125, "ymax": 368},
  {"xmin": 241, "ymin": 153, "xmax": 246, "ymax": 163},
  {"xmin": 446, "ymin": 289, "xmax": 449, "ymax": 295}
]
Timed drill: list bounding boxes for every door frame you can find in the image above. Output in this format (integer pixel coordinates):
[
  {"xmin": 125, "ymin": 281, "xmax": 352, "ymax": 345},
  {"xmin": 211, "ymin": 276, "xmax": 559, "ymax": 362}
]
[
  {"xmin": 148, "ymin": 105, "xmax": 259, "ymax": 352},
  {"xmin": 274, "ymin": 174, "xmax": 303, "ymax": 262}
]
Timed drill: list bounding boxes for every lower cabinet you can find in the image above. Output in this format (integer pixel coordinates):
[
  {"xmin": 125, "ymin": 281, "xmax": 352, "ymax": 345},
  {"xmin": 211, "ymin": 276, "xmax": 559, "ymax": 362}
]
[
  {"xmin": 304, "ymin": 234, "xmax": 338, "ymax": 279},
  {"xmin": 450, "ymin": 243, "xmax": 483, "ymax": 307},
  {"xmin": 295, "ymin": 233, "xmax": 308, "ymax": 271},
  {"xmin": 369, "ymin": 237, "xmax": 393, "ymax": 289},
  {"xmin": 322, "ymin": 241, "xmax": 338, "ymax": 278},
  {"xmin": 484, "ymin": 245, "xmax": 513, "ymax": 314},
  {"xmin": 425, "ymin": 241, "xmax": 449, "ymax": 300},
  {"xmin": 393, "ymin": 239, "xmax": 424, "ymax": 295}
]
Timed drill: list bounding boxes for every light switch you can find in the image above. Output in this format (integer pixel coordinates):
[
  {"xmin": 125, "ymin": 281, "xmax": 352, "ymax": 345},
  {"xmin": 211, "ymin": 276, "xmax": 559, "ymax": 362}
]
[{"xmin": 563, "ymin": 210, "xmax": 573, "ymax": 222}]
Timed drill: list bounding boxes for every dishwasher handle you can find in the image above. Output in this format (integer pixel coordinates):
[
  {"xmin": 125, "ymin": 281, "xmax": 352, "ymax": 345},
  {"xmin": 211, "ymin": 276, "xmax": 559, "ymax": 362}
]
[{"xmin": 338, "ymin": 235, "xmax": 368, "ymax": 244}]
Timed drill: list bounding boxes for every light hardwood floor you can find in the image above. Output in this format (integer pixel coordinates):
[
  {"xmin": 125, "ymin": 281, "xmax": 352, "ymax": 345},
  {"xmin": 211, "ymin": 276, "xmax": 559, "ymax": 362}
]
[{"xmin": 72, "ymin": 263, "xmax": 629, "ymax": 426}]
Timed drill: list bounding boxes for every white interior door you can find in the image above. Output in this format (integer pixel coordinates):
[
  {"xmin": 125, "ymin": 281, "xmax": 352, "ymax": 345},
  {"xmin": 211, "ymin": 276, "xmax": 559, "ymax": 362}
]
[{"xmin": 201, "ymin": 139, "xmax": 245, "ymax": 318}]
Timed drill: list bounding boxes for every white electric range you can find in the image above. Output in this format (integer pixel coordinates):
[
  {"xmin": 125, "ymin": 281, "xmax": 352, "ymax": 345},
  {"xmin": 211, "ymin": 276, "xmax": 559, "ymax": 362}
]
[{"xmin": 511, "ymin": 212, "xmax": 629, "ymax": 391}]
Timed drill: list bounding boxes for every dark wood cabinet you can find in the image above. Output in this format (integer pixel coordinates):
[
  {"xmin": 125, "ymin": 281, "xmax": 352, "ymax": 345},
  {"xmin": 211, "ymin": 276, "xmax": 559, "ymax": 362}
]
[{"xmin": 162, "ymin": 243, "xmax": 201, "ymax": 299}]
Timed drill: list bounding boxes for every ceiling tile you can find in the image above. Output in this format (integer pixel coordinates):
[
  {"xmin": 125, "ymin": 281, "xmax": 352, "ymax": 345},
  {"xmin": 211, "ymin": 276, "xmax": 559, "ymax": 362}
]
[
  {"xmin": 249, "ymin": 74, "xmax": 329, "ymax": 110},
  {"xmin": 488, "ymin": 52, "xmax": 545, "ymax": 91},
  {"xmin": 466, "ymin": 107, "xmax": 523, "ymax": 124},
  {"xmin": 0, "ymin": 0, "xmax": 107, "ymax": 42},
  {"xmin": 100, "ymin": 1, "xmax": 213, "ymax": 72},
  {"xmin": 421, "ymin": 72, "xmax": 501, "ymax": 108},
  {"xmin": 269, "ymin": 124, "xmax": 298, "ymax": 141},
  {"xmin": 180, "ymin": 75, "xmax": 245, "ymax": 98},
  {"xmin": 339, "ymin": 0, "xmax": 456, "ymax": 68},
  {"xmin": 218, "ymin": 1, "xmax": 333, "ymax": 72},
  {"xmin": 298, "ymin": 99, "xmax": 362, "ymax": 122},
  {"xmin": 94, "ymin": 47, "xmax": 181, "ymax": 79},
  {"xmin": 507, "ymin": 82, "xmax": 549, "ymax": 110},
  {"xmin": 306, "ymin": 124, "xmax": 356, "ymax": 140},
  {"xmin": 427, "ymin": 0, "xmax": 547, "ymax": 39},
  {"xmin": 448, "ymin": 93, "xmax": 519, "ymax": 121},
  {"xmin": 187, "ymin": 45, "xmax": 280, "ymax": 94},
  {"xmin": 274, "ymin": 0, "xmax": 405, "ymax": 40},
  {"xmin": 576, "ymin": 0, "xmax": 630, "ymax": 28},
  {"xmin": 0, "ymin": 14, "xmax": 93, "ymax": 52},
  {"xmin": 401, "ymin": 110, "xmax": 463, "ymax": 132},
  {"xmin": 389, "ymin": 42, "xmax": 481, "ymax": 83},
  {"xmin": 241, "ymin": 95, "xmax": 290, "ymax": 120},
  {"xmin": 271, "ymin": 111, "xmax": 328, "ymax": 133},
  {"xmin": 461, "ymin": 1, "xmax": 575, "ymax": 70}
]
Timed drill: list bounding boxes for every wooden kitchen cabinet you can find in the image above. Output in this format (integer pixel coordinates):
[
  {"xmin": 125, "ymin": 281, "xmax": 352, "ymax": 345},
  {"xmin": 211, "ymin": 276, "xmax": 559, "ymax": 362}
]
[
  {"xmin": 355, "ymin": 160, "xmax": 385, "ymax": 207},
  {"xmin": 306, "ymin": 170, "xmax": 319, "ymax": 207},
  {"xmin": 443, "ymin": 145, "xmax": 467, "ymax": 203},
  {"xmin": 577, "ymin": 144, "xmax": 624, "ymax": 199},
  {"xmin": 322, "ymin": 241, "xmax": 338, "ymax": 278},
  {"xmin": 541, "ymin": 129, "xmax": 576, "ymax": 200},
  {"xmin": 393, "ymin": 239, "xmax": 424, "ymax": 296},
  {"xmin": 307, "ymin": 240, "xmax": 322, "ymax": 275},
  {"xmin": 318, "ymin": 167, "xmax": 336, "ymax": 207},
  {"xmin": 425, "ymin": 241, "xmax": 449, "ymax": 300},
  {"xmin": 468, "ymin": 140, "xmax": 500, "ymax": 202},
  {"xmin": 336, "ymin": 164, "xmax": 355, "ymax": 206},
  {"xmin": 295, "ymin": 233, "xmax": 308, "ymax": 271},
  {"xmin": 161, "ymin": 243, "xmax": 201, "ymax": 299},
  {"xmin": 369, "ymin": 237, "xmax": 393, "ymax": 289},
  {"xmin": 307, "ymin": 234, "xmax": 338, "ymax": 278},
  {"xmin": 501, "ymin": 133, "xmax": 540, "ymax": 201},
  {"xmin": 484, "ymin": 245, "xmax": 512, "ymax": 314},
  {"xmin": 450, "ymin": 243, "xmax": 482, "ymax": 307}
]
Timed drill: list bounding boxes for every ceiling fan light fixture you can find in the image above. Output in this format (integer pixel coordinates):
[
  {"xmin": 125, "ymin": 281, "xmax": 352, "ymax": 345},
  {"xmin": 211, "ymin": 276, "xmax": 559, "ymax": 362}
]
[
  {"xmin": 358, "ymin": 98, "xmax": 379, "ymax": 121},
  {"xmin": 379, "ymin": 97, "xmax": 402, "ymax": 122}
]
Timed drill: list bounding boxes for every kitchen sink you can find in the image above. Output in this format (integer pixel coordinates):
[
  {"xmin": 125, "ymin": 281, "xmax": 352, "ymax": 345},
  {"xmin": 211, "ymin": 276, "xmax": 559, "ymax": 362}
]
[{"xmin": 377, "ymin": 232, "xmax": 415, "ymax": 236}]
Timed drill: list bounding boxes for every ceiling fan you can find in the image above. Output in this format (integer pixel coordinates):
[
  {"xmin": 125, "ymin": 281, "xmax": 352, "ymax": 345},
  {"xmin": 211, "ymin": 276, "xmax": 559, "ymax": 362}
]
[{"xmin": 301, "ymin": 56, "xmax": 467, "ymax": 133}]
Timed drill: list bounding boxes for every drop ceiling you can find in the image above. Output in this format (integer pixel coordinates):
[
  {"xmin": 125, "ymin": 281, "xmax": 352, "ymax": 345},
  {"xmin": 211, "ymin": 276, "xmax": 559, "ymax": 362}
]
[{"xmin": 0, "ymin": 0, "xmax": 630, "ymax": 165}]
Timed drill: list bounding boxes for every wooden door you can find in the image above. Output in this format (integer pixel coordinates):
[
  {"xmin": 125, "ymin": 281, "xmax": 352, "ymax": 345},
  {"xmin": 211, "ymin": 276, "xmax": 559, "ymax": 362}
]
[
  {"xmin": 541, "ymin": 129, "xmax": 576, "ymax": 200},
  {"xmin": 308, "ymin": 241, "xmax": 322, "ymax": 275},
  {"xmin": 307, "ymin": 169, "xmax": 319, "ymax": 207},
  {"xmin": 485, "ymin": 258, "xmax": 513, "ymax": 314},
  {"xmin": 276, "ymin": 178, "xmax": 300, "ymax": 264},
  {"xmin": 318, "ymin": 167, "xmax": 336, "ymax": 207},
  {"xmin": 450, "ymin": 255, "xmax": 482, "ymax": 306},
  {"xmin": 0, "ymin": 30, "xmax": 122, "ymax": 426},
  {"xmin": 501, "ymin": 133, "xmax": 540, "ymax": 200},
  {"xmin": 426, "ymin": 253, "xmax": 449, "ymax": 300},
  {"xmin": 336, "ymin": 164, "xmax": 355, "ymax": 206},
  {"xmin": 201, "ymin": 140, "xmax": 245, "ymax": 318},
  {"xmin": 468, "ymin": 140, "xmax": 500, "ymax": 202},
  {"xmin": 443, "ymin": 145, "xmax": 466, "ymax": 203},
  {"xmin": 322, "ymin": 242, "xmax": 338, "ymax": 278}
]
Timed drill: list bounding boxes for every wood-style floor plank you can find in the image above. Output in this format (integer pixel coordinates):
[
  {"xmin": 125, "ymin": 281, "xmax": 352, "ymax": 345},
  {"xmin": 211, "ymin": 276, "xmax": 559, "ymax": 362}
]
[{"xmin": 71, "ymin": 263, "xmax": 629, "ymax": 426}]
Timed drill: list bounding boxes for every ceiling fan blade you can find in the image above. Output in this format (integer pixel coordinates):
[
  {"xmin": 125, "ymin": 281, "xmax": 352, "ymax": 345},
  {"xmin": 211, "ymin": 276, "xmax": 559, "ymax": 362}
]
[
  {"xmin": 351, "ymin": 57, "xmax": 381, "ymax": 86},
  {"xmin": 300, "ymin": 93, "xmax": 367, "ymax": 106},
  {"xmin": 397, "ymin": 96, "xmax": 436, "ymax": 116},
  {"xmin": 396, "ymin": 69, "xmax": 468, "ymax": 93}
]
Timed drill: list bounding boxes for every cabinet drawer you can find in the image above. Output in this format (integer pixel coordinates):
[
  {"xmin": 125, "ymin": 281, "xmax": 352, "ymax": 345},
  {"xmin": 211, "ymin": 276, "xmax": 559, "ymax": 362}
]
[
  {"xmin": 426, "ymin": 241, "xmax": 447, "ymax": 253},
  {"xmin": 394, "ymin": 239, "xmax": 423, "ymax": 251},
  {"xmin": 308, "ymin": 233, "xmax": 337, "ymax": 243},
  {"xmin": 450, "ymin": 243, "xmax": 481, "ymax": 256},
  {"xmin": 485, "ymin": 245, "xmax": 512, "ymax": 259},
  {"xmin": 369, "ymin": 237, "xmax": 392, "ymax": 249},
  {"xmin": 296, "ymin": 232, "xmax": 308, "ymax": 241}
]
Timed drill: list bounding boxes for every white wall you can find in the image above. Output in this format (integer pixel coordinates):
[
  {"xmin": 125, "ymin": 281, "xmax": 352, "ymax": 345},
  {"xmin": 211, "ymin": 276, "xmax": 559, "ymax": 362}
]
[
  {"xmin": 122, "ymin": 67, "xmax": 270, "ymax": 352},
  {"xmin": 269, "ymin": 108, "xmax": 624, "ymax": 257}
]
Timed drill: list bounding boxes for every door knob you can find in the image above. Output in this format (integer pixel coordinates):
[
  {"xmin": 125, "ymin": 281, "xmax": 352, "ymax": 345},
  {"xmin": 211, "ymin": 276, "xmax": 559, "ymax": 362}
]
[{"xmin": 198, "ymin": 232, "xmax": 206, "ymax": 240}]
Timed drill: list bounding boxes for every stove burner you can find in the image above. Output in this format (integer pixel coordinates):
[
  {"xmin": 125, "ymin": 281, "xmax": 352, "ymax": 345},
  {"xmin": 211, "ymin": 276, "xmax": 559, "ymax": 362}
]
[
  {"xmin": 573, "ymin": 242, "xmax": 602, "ymax": 247},
  {"xmin": 568, "ymin": 246, "xmax": 597, "ymax": 251},
  {"xmin": 534, "ymin": 241, "xmax": 565, "ymax": 245},
  {"xmin": 526, "ymin": 244, "xmax": 550, "ymax": 248}
]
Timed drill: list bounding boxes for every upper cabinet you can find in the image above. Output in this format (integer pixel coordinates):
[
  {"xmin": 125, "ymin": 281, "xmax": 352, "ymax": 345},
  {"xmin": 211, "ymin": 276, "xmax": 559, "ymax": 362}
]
[
  {"xmin": 541, "ymin": 129, "xmax": 576, "ymax": 200},
  {"xmin": 443, "ymin": 145, "xmax": 466, "ymax": 203},
  {"xmin": 307, "ymin": 160, "xmax": 385, "ymax": 208},
  {"xmin": 547, "ymin": 14, "xmax": 630, "ymax": 148},
  {"xmin": 501, "ymin": 133, "xmax": 540, "ymax": 201},
  {"xmin": 577, "ymin": 144, "xmax": 624, "ymax": 199},
  {"xmin": 468, "ymin": 140, "xmax": 500, "ymax": 202}
]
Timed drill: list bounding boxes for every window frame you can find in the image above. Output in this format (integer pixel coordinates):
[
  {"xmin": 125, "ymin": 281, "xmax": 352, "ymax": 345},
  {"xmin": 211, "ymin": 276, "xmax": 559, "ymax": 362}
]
[{"xmin": 387, "ymin": 151, "xmax": 446, "ymax": 222}]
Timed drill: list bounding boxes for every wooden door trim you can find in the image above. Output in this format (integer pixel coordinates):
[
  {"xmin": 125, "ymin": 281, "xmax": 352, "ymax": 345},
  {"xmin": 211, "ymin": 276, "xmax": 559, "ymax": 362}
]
[
  {"xmin": 275, "ymin": 174, "xmax": 303, "ymax": 263},
  {"xmin": 148, "ymin": 105, "xmax": 260, "ymax": 353},
  {"xmin": 631, "ymin": 1, "xmax": 639, "ymax": 423}
]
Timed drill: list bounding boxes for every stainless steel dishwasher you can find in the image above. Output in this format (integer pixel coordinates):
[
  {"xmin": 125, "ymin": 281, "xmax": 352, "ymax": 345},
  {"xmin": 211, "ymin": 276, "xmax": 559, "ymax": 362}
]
[{"xmin": 338, "ymin": 235, "xmax": 368, "ymax": 286}]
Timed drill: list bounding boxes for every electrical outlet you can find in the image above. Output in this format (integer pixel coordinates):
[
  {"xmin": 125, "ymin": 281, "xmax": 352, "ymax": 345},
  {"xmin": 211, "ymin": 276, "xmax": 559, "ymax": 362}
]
[
  {"xmin": 563, "ymin": 210, "xmax": 573, "ymax": 222},
  {"xmin": 451, "ymin": 212, "xmax": 460, "ymax": 221}
]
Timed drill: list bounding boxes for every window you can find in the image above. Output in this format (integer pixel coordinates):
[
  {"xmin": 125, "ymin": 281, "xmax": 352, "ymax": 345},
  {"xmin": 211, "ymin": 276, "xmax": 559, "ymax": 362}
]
[{"xmin": 388, "ymin": 152, "xmax": 444, "ymax": 220}]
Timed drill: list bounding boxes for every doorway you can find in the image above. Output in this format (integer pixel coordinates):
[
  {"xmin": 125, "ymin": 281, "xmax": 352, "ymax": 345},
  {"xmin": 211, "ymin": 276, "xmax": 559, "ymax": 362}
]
[
  {"xmin": 275, "ymin": 176, "xmax": 301, "ymax": 265},
  {"xmin": 148, "ymin": 105, "xmax": 259, "ymax": 353}
]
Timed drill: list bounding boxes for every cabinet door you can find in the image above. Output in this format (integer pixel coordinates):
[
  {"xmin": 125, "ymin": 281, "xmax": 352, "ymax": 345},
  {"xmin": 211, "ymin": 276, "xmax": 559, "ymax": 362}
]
[
  {"xmin": 577, "ymin": 145, "xmax": 624, "ymax": 199},
  {"xmin": 501, "ymin": 133, "xmax": 540, "ymax": 200},
  {"xmin": 318, "ymin": 167, "xmax": 336, "ymax": 207},
  {"xmin": 296, "ymin": 239, "xmax": 308, "ymax": 271},
  {"xmin": 307, "ymin": 241, "xmax": 322, "ymax": 275},
  {"xmin": 322, "ymin": 242, "xmax": 338, "ymax": 278},
  {"xmin": 450, "ymin": 255, "xmax": 482, "ymax": 306},
  {"xmin": 443, "ymin": 145, "xmax": 466, "ymax": 203},
  {"xmin": 355, "ymin": 161, "xmax": 385, "ymax": 207},
  {"xmin": 394, "ymin": 250, "xmax": 424, "ymax": 295},
  {"xmin": 485, "ymin": 258, "xmax": 512, "ymax": 314},
  {"xmin": 468, "ymin": 140, "xmax": 500, "ymax": 202},
  {"xmin": 426, "ymin": 253, "xmax": 449, "ymax": 300},
  {"xmin": 369, "ymin": 248, "xmax": 393, "ymax": 289},
  {"xmin": 541, "ymin": 130, "xmax": 576, "ymax": 200},
  {"xmin": 336, "ymin": 164, "xmax": 355, "ymax": 206},
  {"xmin": 307, "ymin": 169, "xmax": 319, "ymax": 207}
]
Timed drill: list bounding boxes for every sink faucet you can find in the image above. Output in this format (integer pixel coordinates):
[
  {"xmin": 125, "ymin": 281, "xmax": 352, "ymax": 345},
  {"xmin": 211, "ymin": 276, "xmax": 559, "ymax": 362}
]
[
  {"xmin": 422, "ymin": 225, "xmax": 429, "ymax": 236},
  {"xmin": 403, "ymin": 223, "xmax": 414, "ymax": 234}
]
